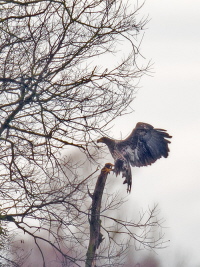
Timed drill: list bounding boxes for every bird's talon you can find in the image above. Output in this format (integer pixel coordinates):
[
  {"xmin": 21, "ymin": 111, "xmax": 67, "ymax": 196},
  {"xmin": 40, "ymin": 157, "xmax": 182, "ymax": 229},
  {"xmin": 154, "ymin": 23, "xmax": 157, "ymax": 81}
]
[{"xmin": 102, "ymin": 163, "xmax": 114, "ymax": 174}]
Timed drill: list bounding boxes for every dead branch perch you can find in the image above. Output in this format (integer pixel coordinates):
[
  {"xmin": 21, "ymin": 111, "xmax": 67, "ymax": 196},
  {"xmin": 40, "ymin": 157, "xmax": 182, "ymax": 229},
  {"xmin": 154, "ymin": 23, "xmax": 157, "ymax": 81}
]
[{"xmin": 85, "ymin": 163, "xmax": 113, "ymax": 267}]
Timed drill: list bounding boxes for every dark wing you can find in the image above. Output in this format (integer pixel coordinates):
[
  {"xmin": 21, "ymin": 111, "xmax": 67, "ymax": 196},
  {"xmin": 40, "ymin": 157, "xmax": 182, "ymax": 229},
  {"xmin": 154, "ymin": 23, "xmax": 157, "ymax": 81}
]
[{"xmin": 117, "ymin": 122, "xmax": 172, "ymax": 167}]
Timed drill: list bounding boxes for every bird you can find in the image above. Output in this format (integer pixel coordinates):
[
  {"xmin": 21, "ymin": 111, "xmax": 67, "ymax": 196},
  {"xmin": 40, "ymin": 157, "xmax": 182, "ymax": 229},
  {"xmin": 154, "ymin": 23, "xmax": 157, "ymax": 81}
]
[{"xmin": 97, "ymin": 122, "xmax": 172, "ymax": 193}]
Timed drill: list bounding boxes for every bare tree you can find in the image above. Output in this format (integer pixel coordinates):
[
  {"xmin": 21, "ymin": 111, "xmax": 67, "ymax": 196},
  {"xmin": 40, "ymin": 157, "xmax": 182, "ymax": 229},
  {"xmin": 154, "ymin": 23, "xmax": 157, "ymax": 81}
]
[{"xmin": 0, "ymin": 0, "xmax": 165, "ymax": 266}]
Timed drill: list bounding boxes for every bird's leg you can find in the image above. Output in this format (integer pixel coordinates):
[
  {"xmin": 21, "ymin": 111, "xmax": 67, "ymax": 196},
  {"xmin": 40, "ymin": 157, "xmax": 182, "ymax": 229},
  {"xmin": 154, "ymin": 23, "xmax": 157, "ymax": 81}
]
[
  {"xmin": 113, "ymin": 158, "xmax": 123, "ymax": 176},
  {"xmin": 122, "ymin": 165, "xmax": 132, "ymax": 193}
]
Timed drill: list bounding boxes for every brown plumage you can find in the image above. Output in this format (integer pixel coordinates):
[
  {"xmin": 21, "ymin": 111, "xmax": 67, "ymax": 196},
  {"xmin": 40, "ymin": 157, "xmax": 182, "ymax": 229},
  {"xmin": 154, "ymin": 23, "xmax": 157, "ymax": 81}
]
[{"xmin": 97, "ymin": 122, "xmax": 172, "ymax": 193}]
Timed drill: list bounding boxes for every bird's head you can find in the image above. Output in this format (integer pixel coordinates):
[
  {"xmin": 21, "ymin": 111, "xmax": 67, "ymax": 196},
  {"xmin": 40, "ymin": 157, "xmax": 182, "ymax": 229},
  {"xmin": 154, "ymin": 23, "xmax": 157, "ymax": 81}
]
[
  {"xmin": 97, "ymin": 137, "xmax": 107, "ymax": 144},
  {"xmin": 97, "ymin": 137, "xmax": 115, "ymax": 150},
  {"xmin": 97, "ymin": 137, "xmax": 114, "ymax": 145}
]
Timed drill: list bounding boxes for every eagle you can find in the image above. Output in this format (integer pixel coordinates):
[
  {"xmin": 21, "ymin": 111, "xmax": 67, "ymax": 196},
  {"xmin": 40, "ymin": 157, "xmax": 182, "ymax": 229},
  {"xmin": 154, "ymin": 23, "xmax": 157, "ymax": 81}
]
[{"xmin": 97, "ymin": 122, "xmax": 172, "ymax": 193}]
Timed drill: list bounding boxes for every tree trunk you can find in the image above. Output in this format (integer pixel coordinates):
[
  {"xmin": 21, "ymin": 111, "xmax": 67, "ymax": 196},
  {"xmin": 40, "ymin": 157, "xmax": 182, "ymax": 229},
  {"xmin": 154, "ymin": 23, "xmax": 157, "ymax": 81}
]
[{"xmin": 85, "ymin": 163, "xmax": 113, "ymax": 267}]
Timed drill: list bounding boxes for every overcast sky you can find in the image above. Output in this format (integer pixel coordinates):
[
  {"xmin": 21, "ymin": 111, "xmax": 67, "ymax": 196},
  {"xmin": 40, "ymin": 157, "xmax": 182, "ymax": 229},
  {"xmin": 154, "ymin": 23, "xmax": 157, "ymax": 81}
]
[{"xmin": 109, "ymin": 1, "xmax": 200, "ymax": 266}]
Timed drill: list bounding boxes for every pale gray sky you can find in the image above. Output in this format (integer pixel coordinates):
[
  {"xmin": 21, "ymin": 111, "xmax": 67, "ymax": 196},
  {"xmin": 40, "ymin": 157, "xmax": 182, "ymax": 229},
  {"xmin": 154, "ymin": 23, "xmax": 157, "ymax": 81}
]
[{"xmin": 110, "ymin": 0, "xmax": 200, "ymax": 266}]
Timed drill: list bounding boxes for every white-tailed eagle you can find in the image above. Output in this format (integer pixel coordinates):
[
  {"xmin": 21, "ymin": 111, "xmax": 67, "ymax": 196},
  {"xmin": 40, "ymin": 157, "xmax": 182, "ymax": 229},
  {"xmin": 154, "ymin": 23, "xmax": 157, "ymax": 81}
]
[{"xmin": 97, "ymin": 122, "xmax": 172, "ymax": 193}]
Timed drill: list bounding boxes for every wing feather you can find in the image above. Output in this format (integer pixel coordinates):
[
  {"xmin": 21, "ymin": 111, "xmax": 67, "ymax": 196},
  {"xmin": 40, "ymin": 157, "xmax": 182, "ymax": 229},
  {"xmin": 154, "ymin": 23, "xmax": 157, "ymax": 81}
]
[{"xmin": 117, "ymin": 122, "xmax": 172, "ymax": 167}]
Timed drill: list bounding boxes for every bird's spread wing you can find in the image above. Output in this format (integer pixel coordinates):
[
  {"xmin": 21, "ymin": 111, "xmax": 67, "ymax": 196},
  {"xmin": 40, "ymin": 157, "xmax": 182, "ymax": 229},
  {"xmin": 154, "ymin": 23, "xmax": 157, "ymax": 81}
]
[{"xmin": 117, "ymin": 122, "xmax": 172, "ymax": 167}]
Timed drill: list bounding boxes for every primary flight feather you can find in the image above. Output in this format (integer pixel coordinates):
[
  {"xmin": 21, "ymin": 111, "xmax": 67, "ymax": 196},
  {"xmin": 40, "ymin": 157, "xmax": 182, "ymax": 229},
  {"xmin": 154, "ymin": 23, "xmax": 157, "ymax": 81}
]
[{"xmin": 97, "ymin": 122, "xmax": 172, "ymax": 193}]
